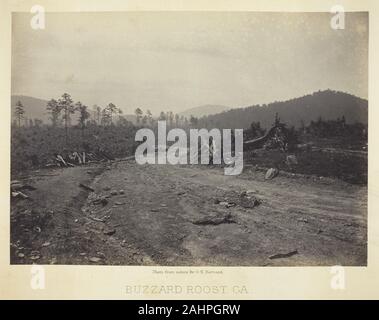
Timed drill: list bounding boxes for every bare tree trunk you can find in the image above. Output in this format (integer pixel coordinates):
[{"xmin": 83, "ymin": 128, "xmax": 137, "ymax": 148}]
[{"xmin": 65, "ymin": 108, "xmax": 68, "ymax": 145}]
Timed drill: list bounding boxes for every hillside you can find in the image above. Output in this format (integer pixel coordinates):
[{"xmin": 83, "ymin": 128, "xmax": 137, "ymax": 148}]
[
  {"xmin": 11, "ymin": 95, "xmax": 142, "ymax": 126},
  {"xmin": 12, "ymin": 90, "xmax": 367, "ymax": 128},
  {"xmin": 11, "ymin": 95, "xmax": 49, "ymax": 122},
  {"xmin": 198, "ymin": 90, "xmax": 368, "ymax": 129},
  {"xmin": 179, "ymin": 104, "xmax": 230, "ymax": 118}
]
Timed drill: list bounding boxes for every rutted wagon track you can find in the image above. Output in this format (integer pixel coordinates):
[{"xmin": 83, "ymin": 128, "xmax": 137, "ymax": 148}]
[{"xmin": 10, "ymin": 159, "xmax": 367, "ymax": 266}]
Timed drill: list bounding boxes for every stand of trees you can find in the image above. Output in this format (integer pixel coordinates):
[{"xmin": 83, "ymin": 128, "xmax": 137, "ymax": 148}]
[
  {"xmin": 307, "ymin": 116, "xmax": 367, "ymax": 139},
  {"xmin": 14, "ymin": 93, "xmax": 196, "ymax": 132},
  {"xmin": 14, "ymin": 101, "xmax": 25, "ymax": 127},
  {"xmin": 14, "ymin": 91, "xmax": 367, "ymax": 146}
]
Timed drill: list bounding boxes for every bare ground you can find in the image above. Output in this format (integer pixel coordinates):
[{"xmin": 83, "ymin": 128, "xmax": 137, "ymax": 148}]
[{"xmin": 10, "ymin": 160, "xmax": 367, "ymax": 266}]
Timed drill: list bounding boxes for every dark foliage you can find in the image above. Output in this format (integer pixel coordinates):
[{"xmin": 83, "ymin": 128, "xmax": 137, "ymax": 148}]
[
  {"xmin": 11, "ymin": 124, "xmax": 139, "ymax": 175},
  {"xmin": 197, "ymin": 90, "xmax": 367, "ymax": 129}
]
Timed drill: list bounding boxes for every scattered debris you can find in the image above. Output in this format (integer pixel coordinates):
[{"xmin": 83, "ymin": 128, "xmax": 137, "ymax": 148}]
[
  {"xmin": 79, "ymin": 183, "xmax": 95, "ymax": 192},
  {"xmin": 42, "ymin": 241, "xmax": 51, "ymax": 247},
  {"xmin": 89, "ymin": 215, "xmax": 105, "ymax": 223},
  {"xmin": 96, "ymin": 251, "xmax": 106, "ymax": 258},
  {"xmin": 103, "ymin": 227, "xmax": 116, "ymax": 236},
  {"xmin": 11, "ymin": 191, "xmax": 29, "ymax": 199},
  {"xmin": 239, "ymin": 195, "xmax": 261, "ymax": 209},
  {"xmin": 217, "ymin": 191, "xmax": 262, "ymax": 209},
  {"xmin": 286, "ymin": 154, "xmax": 298, "ymax": 166},
  {"xmin": 30, "ymin": 250, "xmax": 41, "ymax": 260},
  {"xmin": 92, "ymin": 196, "xmax": 108, "ymax": 206},
  {"xmin": 11, "ymin": 180, "xmax": 34, "ymax": 199},
  {"xmin": 226, "ymin": 202, "xmax": 236, "ymax": 208},
  {"xmin": 269, "ymin": 250, "xmax": 298, "ymax": 260},
  {"xmin": 55, "ymin": 154, "xmax": 68, "ymax": 167},
  {"xmin": 89, "ymin": 257, "xmax": 102, "ymax": 263},
  {"xmin": 193, "ymin": 212, "xmax": 236, "ymax": 226},
  {"xmin": 298, "ymin": 217, "xmax": 308, "ymax": 223},
  {"xmin": 48, "ymin": 151, "xmax": 113, "ymax": 168},
  {"xmin": 11, "ymin": 180, "xmax": 36, "ymax": 191},
  {"xmin": 117, "ymin": 155, "xmax": 136, "ymax": 162},
  {"xmin": 265, "ymin": 168, "xmax": 279, "ymax": 180},
  {"xmin": 296, "ymin": 143, "xmax": 313, "ymax": 152}
]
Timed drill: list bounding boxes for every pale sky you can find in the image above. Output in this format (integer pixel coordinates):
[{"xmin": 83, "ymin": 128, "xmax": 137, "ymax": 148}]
[{"xmin": 12, "ymin": 12, "xmax": 368, "ymax": 115}]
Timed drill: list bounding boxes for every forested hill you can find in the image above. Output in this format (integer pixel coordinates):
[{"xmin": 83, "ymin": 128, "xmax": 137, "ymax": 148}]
[
  {"xmin": 179, "ymin": 104, "xmax": 230, "ymax": 118},
  {"xmin": 197, "ymin": 90, "xmax": 368, "ymax": 129},
  {"xmin": 11, "ymin": 95, "xmax": 49, "ymax": 122}
]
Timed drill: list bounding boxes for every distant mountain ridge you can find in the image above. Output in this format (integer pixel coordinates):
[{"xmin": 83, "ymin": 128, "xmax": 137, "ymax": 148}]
[
  {"xmin": 11, "ymin": 95, "xmax": 49, "ymax": 122},
  {"xmin": 11, "ymin": 90, "xmax": 367, "ymax": 128},
  {"xmin": 11, "ymin": 95, "xmax": 135, "ymax": 124},
  {"xmin": 179, "ymin": 104, "xmax": 230, "ymax": 118},
  {"xmin": 197, "ymin": 90, "xmax": 367, "ymax": 129},
  {"xmin": 11, "ymin": 96, "xmax": 231, "ymax": 124}
]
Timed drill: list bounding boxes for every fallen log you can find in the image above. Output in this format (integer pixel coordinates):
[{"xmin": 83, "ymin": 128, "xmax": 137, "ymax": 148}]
[
  {"xmin": 269, "ymin": 250, "xmax": 298, "ymax": 260},
  {"xmin": 79, "ymin": 183, "xmax": 95, "ymax": 192}
]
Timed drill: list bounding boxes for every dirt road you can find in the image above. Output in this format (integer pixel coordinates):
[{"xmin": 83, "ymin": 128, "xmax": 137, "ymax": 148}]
[{"xmin": 11, "ymin": 160, "xmax": 367, "ymax": 266}]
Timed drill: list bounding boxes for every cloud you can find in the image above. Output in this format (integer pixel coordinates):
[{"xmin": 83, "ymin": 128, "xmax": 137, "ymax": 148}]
[{"xmin": 12, "ymin": 12, "xmax": 368, "ymax": 113}]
